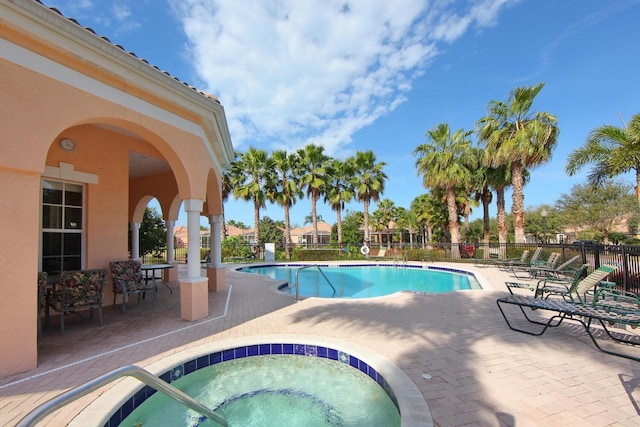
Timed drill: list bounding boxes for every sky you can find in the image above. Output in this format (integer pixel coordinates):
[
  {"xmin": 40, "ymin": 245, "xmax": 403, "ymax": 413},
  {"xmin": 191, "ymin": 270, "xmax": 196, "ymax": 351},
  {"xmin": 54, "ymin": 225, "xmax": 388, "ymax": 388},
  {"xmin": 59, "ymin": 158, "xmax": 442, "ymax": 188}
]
[{"xmin": 45, "ymin": 0, "xmax": 640, "ymax": 229}]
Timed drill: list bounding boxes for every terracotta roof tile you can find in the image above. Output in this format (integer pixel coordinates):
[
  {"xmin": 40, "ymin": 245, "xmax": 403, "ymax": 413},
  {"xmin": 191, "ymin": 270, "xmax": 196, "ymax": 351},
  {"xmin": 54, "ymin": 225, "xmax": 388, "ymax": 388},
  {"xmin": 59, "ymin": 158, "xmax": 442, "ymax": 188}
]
[{"xmin": 34, "ymin": 0, "xmax": 220, "ymax": 104}]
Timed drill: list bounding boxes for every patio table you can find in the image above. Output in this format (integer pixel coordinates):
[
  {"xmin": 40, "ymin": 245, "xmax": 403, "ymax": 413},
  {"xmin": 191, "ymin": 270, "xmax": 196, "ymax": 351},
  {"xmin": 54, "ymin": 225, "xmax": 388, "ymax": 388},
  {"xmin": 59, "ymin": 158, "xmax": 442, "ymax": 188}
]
[{"xmin": 141, "ymin": 264, "xmax": 174, "ymax": 294}]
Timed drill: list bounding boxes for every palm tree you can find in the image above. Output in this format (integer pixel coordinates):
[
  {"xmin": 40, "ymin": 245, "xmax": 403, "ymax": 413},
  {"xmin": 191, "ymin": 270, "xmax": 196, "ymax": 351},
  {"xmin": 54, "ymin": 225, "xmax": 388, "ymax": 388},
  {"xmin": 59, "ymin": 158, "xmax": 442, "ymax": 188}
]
[
  {"xmin": 325, "ymin": 158, "xmax": 354, "ymax": 249},
  {"xmin": 395, "ymin": 206, "xmax": 417, "ymax": 249},
  {"xmin": 303, "ymin": 213, "xmax": 324, "ymax": 225},
  {"xmin": 566, "ymin": 113, "xmax": 640, "ymax": 207},
  {"xmin": 298, "ymin": 144, "xmax": 329, "ymax": 246},
  {"xmin": 231, "ymin": 147, "xmax": 273, "ymax": 247},
  {"xmin": 414, "ymin": 123, "xmax": 476, "ymax": 257},
  {"xmin": 269, "ymin": 150, "xmax": 302, "ymax": 260},
  {"xmin": 373, "ymin": 198, "xmax": 398, "ymax": 249},
  {"xmin": 485, "ymin": 165, "xmax": 510, "ymax": 246},
  {"xmin": 220, "ymin": 158, "xmax": 238, "ymax": 240},
  {"xmin": 477, "ymin": 82, "xmax": 559, "ymax": 243},
  {"xmin": 352, "ymin": 150, "xmax": 387, "ymax": 246},
  {"xmin": 471, "ymin": 148, "xmax": 493, "ymax": 246},
  {"xmin": 410, "ymin": 193, "xmax": 444, "ymax": 248}
]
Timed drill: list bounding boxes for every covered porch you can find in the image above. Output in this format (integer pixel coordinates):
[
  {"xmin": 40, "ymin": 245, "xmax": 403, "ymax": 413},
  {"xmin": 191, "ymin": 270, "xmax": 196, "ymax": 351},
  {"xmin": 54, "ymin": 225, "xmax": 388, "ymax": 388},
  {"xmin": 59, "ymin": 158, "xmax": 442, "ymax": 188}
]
[{"xmin": 0, "ymin": 0, "xmax": 233, "ymax": 378}]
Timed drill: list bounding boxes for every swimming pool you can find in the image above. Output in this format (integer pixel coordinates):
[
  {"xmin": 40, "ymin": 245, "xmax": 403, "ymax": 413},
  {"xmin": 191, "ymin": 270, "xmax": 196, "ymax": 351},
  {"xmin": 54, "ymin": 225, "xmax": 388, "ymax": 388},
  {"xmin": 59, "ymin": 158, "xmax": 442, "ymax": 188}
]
[
  {"xmin": 240, "ymin": 264, "xmax": 480, "ymax": 298},
  {"xmin": 73, "ymin": 336, "xmax": 431, "ymax": 426}
]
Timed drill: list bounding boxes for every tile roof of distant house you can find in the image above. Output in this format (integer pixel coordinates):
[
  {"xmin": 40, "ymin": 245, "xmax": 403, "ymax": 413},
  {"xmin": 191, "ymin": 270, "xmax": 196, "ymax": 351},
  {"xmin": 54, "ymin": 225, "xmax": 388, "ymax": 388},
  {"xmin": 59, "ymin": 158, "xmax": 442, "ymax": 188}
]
[{"xmin": 34, "ymin": 0, "xmax": 220, "ymax": 104}]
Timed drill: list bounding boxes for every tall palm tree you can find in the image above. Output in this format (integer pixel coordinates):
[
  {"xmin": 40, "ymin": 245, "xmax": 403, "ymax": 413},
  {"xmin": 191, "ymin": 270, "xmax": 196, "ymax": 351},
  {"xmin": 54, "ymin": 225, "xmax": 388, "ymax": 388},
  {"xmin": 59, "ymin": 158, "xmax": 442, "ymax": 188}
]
[
  {"xmin": 477, "ymin": 82, "xmax": 559, "ymax": 243},
  {"xmin": 485, "ymin": 165, "xmax": 510, "ymax": 245},
  {"xmin": 231, "ymin": 147, "xmax": 273, "ymax": 247},
  {"xmin": 325, "ymin": 158, "xmax": 354, "ymax": 249},
  {"xmin": 220, "ymin": 158, "xmax": 238, "ymax": 240},
  {"xmin": 297, "ymin": 144, "xmax": 329, "ymax": 246},
  {"xmin": 566, "ymin": 113, "xmax": 640, "ymax": 207},
  {"xmin": 470, "ymin": 148, "xmax": 493, "ymax": 246},
  {"xmin": 352, "ymin": 150, "xmax": 387, "ymax": 246},
  {"xmin": 269, "ymin": 150, "xmax": 302, "ymax": 260},
  {"xmin": 414, "ymin": 123, "xmax": 476, "ymax": 257}
]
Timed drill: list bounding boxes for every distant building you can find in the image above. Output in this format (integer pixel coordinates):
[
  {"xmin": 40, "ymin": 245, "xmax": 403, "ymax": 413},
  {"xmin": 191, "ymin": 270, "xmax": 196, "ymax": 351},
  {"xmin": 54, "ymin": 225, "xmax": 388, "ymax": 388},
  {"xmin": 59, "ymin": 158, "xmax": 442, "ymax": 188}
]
[{"xmin": 290, "ymin": 222, "xmax": 332, "ymax": 246}]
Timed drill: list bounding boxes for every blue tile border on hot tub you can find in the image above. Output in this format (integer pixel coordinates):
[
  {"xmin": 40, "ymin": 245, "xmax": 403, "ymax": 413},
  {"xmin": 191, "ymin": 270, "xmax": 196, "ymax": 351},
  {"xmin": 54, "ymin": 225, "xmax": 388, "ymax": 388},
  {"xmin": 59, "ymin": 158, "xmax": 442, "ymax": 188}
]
[{"xmin": 104, "ymin": 343, "xmax": 399, "ymax": 426}]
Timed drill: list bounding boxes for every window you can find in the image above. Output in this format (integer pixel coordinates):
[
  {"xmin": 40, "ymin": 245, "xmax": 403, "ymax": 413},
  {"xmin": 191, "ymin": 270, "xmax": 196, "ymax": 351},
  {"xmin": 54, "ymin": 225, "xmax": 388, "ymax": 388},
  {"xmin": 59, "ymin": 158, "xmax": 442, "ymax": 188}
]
[{"xmin": 41, "ymin": 179, "xmax": 84, "ymax": 277}]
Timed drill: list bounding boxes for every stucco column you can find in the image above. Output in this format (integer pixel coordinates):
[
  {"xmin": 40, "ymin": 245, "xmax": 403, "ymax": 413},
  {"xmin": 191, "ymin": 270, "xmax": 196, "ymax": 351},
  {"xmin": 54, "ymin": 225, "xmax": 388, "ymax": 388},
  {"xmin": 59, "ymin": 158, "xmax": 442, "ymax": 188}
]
[
  {"xmin": 185, "ymin": 200, "xmax": 203, "ymax": 278},
  {"xmin": 131, "ymin": 222, "xmax": 141, "ymax": 261},
  {"xmin": 180, "ymin": 199, "xmax": 208, "ymax": 321},
  {"xmin": 207, "ymin": 215, "xmax": 226, "ymax": 292},
  {"xmin": 166, "ymin": 220, "xmax": 175, "ymax": 263},
  {"xmin": 210, "ymin": 215, "xmax": 222, "ymax": 266},
  {"xmin": 164, "ymin": 219, "xmax": 178, "ymax": 282}
]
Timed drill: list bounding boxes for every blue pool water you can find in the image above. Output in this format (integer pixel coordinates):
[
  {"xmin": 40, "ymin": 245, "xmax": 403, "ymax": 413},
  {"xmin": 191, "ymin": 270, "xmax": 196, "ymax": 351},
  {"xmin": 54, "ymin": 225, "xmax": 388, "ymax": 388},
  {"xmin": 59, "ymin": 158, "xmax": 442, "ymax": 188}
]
[
  {"xmin": 120, "ymin": 354, "xmax": 400, "ymax": 426},
  {"xmin": 240, "ymin": 264, "xmax": 478, "ymax": 298}
]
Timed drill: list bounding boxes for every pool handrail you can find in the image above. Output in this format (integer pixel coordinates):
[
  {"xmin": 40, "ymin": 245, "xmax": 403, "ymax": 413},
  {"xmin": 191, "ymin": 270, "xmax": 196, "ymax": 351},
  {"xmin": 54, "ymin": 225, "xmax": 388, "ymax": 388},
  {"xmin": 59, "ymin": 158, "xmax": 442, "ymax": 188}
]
[
  {"xmin": 294, "ymin": 265, "xmax": 336, "ymax": 301},
  {"xmin": 394, "ymin": 252, "xmax": 408, "ymax": 267},
  {"xmin": 16, "ymin": 365, "xmax": 228, "ymax": 427}
]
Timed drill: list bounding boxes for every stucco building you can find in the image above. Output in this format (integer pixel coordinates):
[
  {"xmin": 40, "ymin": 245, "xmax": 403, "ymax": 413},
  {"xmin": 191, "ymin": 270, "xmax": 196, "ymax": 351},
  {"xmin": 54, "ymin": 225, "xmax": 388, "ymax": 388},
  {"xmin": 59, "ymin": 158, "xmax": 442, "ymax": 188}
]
[{"xmin": 0, "ymin": 0, "xmax": 233, "ymax": 378}]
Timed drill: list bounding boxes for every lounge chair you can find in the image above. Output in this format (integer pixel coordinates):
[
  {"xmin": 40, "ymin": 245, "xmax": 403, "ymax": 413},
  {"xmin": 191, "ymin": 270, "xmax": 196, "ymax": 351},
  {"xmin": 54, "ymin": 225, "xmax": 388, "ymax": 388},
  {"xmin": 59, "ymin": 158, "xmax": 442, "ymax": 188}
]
[
  {"xmin": 490, "ymin": 249, "xmax": 530, "ymax": 270},
  {"xmin": 497, "ymin": 248, "xmax": 542, "ymax": 272},
  {"xmin": 507, "ymin": 252, "xmax": 559, "ymax": 278},
  {"xmin": 371, "ymin": 248, "xmax": 387, "ymax": 258},
  {"xmin": 505, "ymin": 263, "xmax": 588, "ymax": 295},
  {"xmin": 510, "ymin": 254, "xmax": 577, "ymax": 280},
  {"xmin": 527, "ymin": 255, "xmax": 581, "ymax": 280},
  {"xmin": 496, "ymin": 264, "xmax": 640, "ymax": 362},
  {"xmin": 535, "ymin": 263, "xmax": 618, "ymax": 303}
]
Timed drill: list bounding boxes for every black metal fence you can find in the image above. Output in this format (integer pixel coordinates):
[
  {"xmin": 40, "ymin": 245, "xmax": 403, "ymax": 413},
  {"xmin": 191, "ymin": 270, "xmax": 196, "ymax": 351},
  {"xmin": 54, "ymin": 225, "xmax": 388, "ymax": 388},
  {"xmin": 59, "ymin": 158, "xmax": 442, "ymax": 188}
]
[{"xmin": 141, "ymin": 241, "xmax": 640, "ymax": 294}]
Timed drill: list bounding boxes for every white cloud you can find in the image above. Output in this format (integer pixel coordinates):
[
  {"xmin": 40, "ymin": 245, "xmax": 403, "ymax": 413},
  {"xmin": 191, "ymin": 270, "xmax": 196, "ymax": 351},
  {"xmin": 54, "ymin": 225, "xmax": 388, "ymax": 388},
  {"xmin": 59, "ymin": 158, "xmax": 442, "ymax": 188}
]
[{"xmin": 170, "ymin": 0, "xmax": 515, "ymax": 155}]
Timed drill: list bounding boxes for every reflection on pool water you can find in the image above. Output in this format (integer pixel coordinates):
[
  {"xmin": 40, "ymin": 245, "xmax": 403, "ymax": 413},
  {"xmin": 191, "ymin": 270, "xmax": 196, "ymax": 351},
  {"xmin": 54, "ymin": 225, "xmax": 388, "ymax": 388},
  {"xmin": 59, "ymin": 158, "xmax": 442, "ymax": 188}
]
[
  {"xmin": 120, "ymin": 354, "xmax": 400, "ymax": 427},
  {"xmin": 241, "ymin": 264, "xmax": 480, "ymax": 298}
]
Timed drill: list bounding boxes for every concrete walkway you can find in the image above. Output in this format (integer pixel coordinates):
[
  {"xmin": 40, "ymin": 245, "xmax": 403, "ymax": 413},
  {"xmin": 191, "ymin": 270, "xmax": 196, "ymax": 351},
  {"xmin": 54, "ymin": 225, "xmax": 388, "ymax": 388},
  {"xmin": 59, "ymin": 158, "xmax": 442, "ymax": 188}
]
[{"xmin": 1, "ymin": 262, "xmax": 640, "ymax": 426}]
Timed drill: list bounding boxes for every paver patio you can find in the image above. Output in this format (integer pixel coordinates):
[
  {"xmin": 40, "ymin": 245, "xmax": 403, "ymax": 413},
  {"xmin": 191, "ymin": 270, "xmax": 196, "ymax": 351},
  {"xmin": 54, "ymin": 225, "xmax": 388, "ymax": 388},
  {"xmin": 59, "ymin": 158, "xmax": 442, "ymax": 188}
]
[{"xmin": 1, "ymin": 262, "xmax": 639, "ymax": 426}]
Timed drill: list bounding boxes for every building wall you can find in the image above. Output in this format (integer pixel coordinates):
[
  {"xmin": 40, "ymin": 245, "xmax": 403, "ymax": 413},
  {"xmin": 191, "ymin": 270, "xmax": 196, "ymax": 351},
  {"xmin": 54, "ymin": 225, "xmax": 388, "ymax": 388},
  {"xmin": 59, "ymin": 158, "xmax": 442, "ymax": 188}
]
[{"xmin": 0, "ymin": 59, "xmax": 220, "ymax": 377}]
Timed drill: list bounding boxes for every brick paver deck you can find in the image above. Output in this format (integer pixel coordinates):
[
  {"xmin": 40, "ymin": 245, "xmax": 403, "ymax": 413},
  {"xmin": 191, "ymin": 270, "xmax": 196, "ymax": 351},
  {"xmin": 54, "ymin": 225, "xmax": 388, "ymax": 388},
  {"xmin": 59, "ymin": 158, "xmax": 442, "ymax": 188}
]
[{"xmin": 1, "ymin": 262, "xmax": 639, "ymax": 426}]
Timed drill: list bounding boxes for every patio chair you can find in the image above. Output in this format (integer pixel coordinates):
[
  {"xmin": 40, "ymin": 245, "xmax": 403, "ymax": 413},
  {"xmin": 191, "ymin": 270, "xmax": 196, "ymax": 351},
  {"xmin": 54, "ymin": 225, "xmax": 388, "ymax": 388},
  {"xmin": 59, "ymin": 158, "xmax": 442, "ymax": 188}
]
[
  {"xmin": 47, "ymin": 269, "xmax": 107, "ymax": 334},
  {"xmin": 37, "ymin": 271, "xmax": 48, "ymax": 338},
  {"xmin": 110, "ymin": 260, "xmax": 156, "ymax": 312}
]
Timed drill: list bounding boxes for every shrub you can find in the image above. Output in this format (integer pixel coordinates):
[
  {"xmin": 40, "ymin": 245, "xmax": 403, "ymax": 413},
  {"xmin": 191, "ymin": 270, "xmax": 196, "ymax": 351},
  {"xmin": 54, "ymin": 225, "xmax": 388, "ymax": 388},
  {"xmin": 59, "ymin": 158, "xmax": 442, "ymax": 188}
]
[
  {"xmin": 295, "ymin": 249, "xmax": 341, "ymax": 261},
  {"xmin": 460, "ymin": 245, "xmax": 475, "ymax": 258}
]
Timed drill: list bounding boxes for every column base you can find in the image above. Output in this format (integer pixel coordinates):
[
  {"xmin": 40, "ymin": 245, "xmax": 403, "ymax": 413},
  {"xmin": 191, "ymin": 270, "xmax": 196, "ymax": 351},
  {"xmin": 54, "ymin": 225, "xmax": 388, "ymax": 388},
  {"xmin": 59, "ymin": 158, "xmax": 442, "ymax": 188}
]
[
  {"xmin": 207, "ymin": 266, "xmax": 227, "ymax": 292},
  {"xmin": 164, "ymin": 262, "xmax": 179, "ymax": 282},
  {"xmin": 180, "ymin": 278, "xmax": 209, "ymax": 321}
]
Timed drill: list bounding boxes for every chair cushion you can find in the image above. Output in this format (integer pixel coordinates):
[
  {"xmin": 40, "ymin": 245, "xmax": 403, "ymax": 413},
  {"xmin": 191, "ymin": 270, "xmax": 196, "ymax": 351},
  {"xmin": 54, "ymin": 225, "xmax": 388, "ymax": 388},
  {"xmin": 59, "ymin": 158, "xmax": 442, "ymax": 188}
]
[
  {"xmin": 110, "ymin": 260, "xmax": 153, "ymax": 292},
  {"xmin": 48, "ymin": 269, "xmax": 106, "ymax": 312}
]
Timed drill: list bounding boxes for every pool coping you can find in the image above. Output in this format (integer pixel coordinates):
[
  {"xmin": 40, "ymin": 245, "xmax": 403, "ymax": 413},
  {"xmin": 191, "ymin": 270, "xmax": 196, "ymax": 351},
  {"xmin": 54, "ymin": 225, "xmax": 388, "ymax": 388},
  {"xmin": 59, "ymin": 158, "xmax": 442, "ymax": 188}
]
[{"xmin": 71, "ymin": 335, "xmax": 432, "ymax": 427}]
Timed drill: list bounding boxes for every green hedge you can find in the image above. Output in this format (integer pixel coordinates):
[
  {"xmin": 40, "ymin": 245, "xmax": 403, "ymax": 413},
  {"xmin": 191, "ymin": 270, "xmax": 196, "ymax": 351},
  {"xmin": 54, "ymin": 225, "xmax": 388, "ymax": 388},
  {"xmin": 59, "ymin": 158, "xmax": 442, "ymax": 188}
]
[{"xmin": 295, "ymin": 249, "xmax": 342, "ymax": 261}]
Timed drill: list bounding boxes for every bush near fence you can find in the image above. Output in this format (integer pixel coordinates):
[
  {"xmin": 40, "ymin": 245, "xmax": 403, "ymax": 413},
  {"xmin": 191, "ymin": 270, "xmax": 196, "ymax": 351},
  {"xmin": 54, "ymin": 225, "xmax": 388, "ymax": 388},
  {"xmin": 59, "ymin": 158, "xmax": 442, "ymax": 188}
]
[{"xmin": 294, "ymin": 248, "xmax": 342, "ymax": 261}]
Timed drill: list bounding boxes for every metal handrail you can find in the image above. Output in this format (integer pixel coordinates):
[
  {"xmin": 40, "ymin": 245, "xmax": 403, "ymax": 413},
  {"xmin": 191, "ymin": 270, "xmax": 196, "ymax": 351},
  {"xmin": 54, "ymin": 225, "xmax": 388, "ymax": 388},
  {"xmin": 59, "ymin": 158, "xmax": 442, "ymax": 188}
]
[
  {"xmin": 17, "ymin": 365, "xmax": 228, "ymax": 427},
  {"xmin": 294, "ymin": 265, "xmax": 336, "ymax": 301},
  {"xmin": 393, "ymin": 253, "xmax": 408, "ymax": 267}
]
